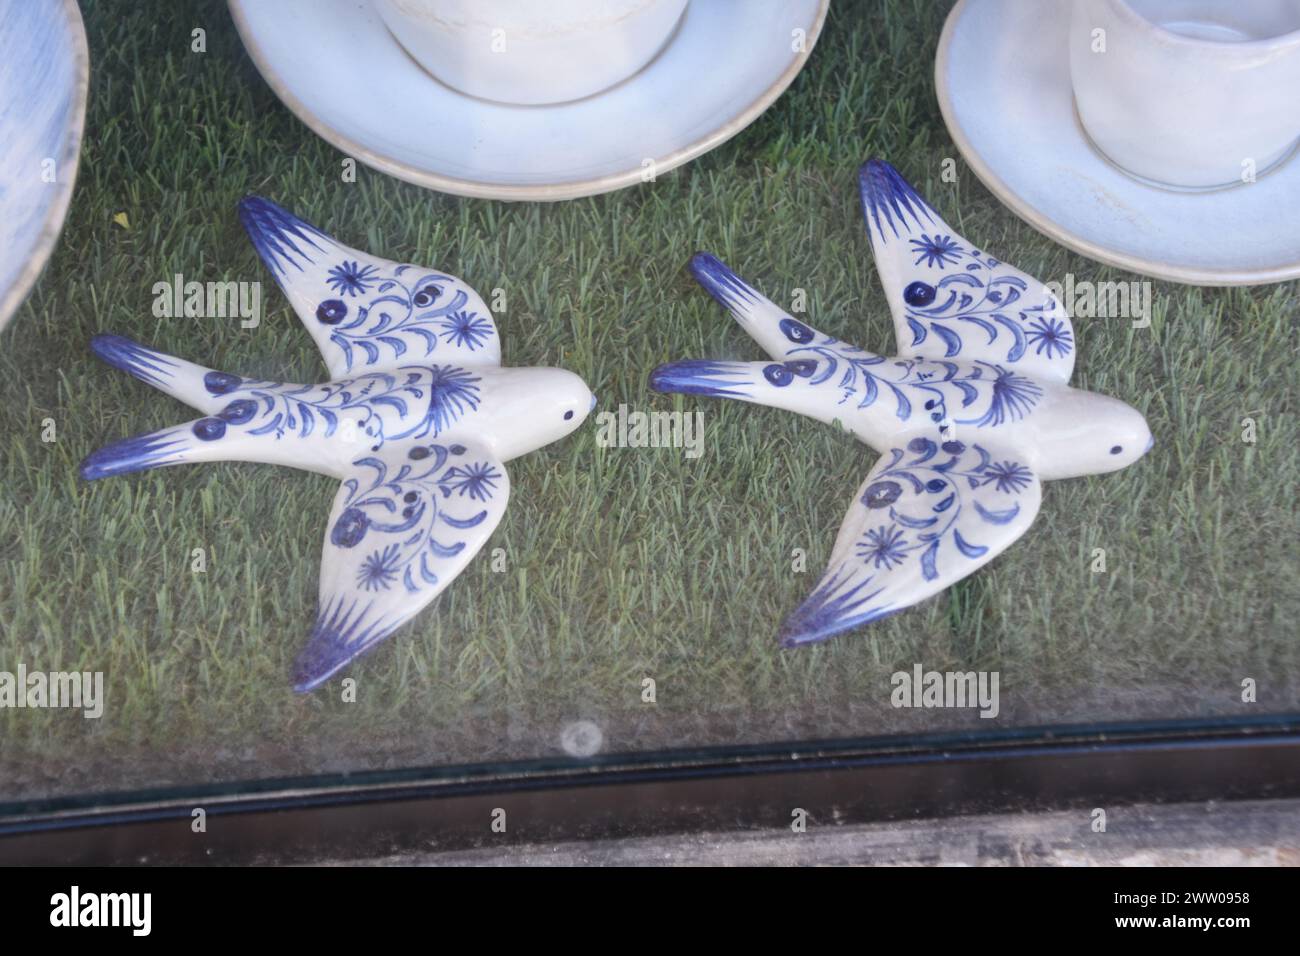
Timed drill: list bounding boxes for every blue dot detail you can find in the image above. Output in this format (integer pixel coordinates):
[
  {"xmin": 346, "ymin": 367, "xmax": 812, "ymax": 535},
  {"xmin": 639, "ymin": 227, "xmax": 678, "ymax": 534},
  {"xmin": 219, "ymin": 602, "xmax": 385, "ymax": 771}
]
[
  {"xmin": 779, "ymin": 318, "xmax": 814, "ymax": 344},
  {"xmin": 763, "ymin": 363, "xmax": 793, "ymax": 387},
  {"xmin": 192, "ymin": 418, "xmax": 226, "ymax": 441},
  {"xmin": 316, "ymin": 299, "xmax": 347, "ymax": 325},
  {"xmin": 903, "ymin": 281, "xmax": 936, "ymax": 307},
  {"xmin": 330, "ymin": 508, "xmax": 369, "ymax": 548},
  {"xmin": 203, "ymin": 371, "xmax": 241, "ymax": 395},
  {"xmin": 862, "ymin": 480, "xmax": 902, "ymax": 509},
  {"xmin": 218, "ymin": 399, "xmax": 257, "ymax": 424}
]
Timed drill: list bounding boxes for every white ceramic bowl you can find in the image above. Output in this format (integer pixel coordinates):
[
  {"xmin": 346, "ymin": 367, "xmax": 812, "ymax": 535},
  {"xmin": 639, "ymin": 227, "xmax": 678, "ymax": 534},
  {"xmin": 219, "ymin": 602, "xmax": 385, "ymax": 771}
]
[
  {"xmin": 936, "ymin": 0, "xmax": 1300, "ymax": 285},
  {"xmin": 0, "ymin": 0, "xmax": 89, "ymax": 334},
  {"xmin": 1069, "ymin": 0, "xmax": 1300, "ymax": 189},
  {"xmin": 228, "ymin": 0, "xmax": 828, "ymax": 201},
  {"xmin": 373, "ymin": 0, "xmax": 690, "ymax": 105}
]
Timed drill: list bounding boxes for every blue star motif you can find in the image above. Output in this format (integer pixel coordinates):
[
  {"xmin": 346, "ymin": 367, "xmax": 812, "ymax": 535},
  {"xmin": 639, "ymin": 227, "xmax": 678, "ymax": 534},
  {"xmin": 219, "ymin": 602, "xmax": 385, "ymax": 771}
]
[
  {"xmin": 438, "ymin": 310, "xmax": 494, "ymax": 351},
  {"xmin": 327, "ymin": 259, "xmax": 379, "ymax": 297},
  {"xmin": 444, "ymin": 461, "xmax": 502, "ymax": 502},
  {"xmin": 909, "ymin": 233, "xmax": 962, "ymax": 269},
  {"xmin": 357, "ymin": 543, "xmax": 402, "ymax": 591},
  {"xmin": 980, "ymin": 460, "xmax": 1033, "ymax": 494},
  {"xmin": 856, "ymin": 524, "xmax": 911, "ymax": 570},
  {"xmin": 1026, "ymin": 316, "xmax": 1073, "ymax": 359}
]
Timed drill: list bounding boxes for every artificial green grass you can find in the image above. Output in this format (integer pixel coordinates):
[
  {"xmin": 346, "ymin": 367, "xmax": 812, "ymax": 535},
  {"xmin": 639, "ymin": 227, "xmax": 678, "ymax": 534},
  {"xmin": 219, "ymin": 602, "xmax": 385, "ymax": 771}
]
[{"xmin": 1, "ymin": 0, "xmax": 1296, "ymax": 798}]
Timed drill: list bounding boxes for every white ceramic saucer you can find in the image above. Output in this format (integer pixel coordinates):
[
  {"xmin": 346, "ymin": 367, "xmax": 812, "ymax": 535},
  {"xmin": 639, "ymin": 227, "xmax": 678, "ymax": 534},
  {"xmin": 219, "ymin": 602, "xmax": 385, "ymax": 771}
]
[
  {"xmin": 936, "ymin": 0, "xmax": 1300, "ymax": 286},
  {"xmin": 0, "ymin": 0, "xmax": 89, "ymax": 334},
  {"xmin": 229, "ymin": 0, "xmax": 828, "ymax": 202}
]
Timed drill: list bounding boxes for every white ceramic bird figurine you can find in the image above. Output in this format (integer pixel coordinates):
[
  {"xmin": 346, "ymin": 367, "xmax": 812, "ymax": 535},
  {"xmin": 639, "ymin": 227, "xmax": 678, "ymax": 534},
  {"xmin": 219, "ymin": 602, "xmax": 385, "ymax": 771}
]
[
  {"xmin": 81, "ymin": 197, "xmax": 594, "ymax": 691},
  {"xmin": 651, "ymin": 159, "xmax": 1153, "ymax": 648}
]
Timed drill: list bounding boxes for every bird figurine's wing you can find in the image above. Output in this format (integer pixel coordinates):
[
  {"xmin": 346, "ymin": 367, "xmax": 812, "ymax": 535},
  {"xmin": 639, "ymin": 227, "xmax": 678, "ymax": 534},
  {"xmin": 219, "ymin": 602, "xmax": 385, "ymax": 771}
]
[
  {"xmin": 238, "ymin": 196, "xmax": 501, "ymax": 380},
  {"xmin": 780, "ymin": 435, "xmax": 1041, "ymax": 647},
  {"xmin": 293, "ymin": 438, "xmax": 509, "ymax": 691},
  {"xmin": 858, "ymin": 159, "xmax": 1075, "ymax": 385}
]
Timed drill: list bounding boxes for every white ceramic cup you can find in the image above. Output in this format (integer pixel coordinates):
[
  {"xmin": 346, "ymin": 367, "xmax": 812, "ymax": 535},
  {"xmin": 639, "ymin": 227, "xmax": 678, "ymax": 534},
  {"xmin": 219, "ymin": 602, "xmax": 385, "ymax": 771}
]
[
  {"xmin": 373, "ymin": 0, "xmax": 690, "ymax": 106},
  {"xmin": 1068, "ymin": 0, "xmax": 1300, "ymax": 188}
]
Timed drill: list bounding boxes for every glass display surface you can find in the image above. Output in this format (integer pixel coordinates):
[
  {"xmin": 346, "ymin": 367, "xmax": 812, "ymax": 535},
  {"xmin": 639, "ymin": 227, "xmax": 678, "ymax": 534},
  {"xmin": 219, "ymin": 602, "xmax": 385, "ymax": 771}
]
[{"xmin": 1, "ymin": 0, "xmax": 1295, "ymax": 815}]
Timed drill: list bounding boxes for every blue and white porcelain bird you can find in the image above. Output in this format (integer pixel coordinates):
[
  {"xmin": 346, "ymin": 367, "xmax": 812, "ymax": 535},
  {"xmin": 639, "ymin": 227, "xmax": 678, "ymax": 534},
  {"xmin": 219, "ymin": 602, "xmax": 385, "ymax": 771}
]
[
  {"xmin": 651, "ymin": 159, "xmax": 1153, "ymax": 648},
  {"xmin": 81, "ymin": 198, "xmax": 594, "ymax": 691}
]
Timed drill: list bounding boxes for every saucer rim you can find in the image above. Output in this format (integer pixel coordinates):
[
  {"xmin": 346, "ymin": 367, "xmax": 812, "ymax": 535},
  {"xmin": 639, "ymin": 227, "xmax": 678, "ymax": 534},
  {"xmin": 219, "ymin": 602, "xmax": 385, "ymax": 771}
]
[
  {"xmin": 0, "ymin": 0, "xmax": 90, "ymax": 334},
  {"xmin": 934, "ymin": 0, "xmax": 1300, "ymax": 286},
  {"xmin": 228, "ymin": 0, "xmax": 830, "ymax": 202}
]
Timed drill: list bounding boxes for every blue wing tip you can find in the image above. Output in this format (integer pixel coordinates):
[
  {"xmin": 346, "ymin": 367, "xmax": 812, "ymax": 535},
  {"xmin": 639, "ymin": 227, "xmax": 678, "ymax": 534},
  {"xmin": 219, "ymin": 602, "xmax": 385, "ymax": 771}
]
[
  {"xmin": 650, "ymin": 360, "xmax": 745, "ymax": 397},
  {"xmin": 779, "ymin": 570, "xmax": 899, "ymax": 647},
  {"xmin": 90, "ymin": 331, "xmax": 135, "ymax": 355},
  {"xmin": 89, "ymin": 332, "xmax": 177, "ymax": 386},
  {"xmin": 89, "ymin": 332, "xmax": 138, "ymax": 369},
  {"xmin": 80, "ymin": 430, "xmax": 184, "ymax": 481},
  {"xmin": 649, "ymin": 361, "xmax": 684, "ymax": 393},
  {"xmin": 237, "ymin": 194, "xmax": 330, "ymax": 277},
  {"xmin": 780, "ymin": 603, "xmax": 902, "ymax": 648},
  {"xmin": 857, "ymin": 157, "xmax": 936, "ymax": 241},
  {"xmin": 687, "ymin": 251, "xmax": 724, "ymax": 279},
  {"xmin": 858, "ymin": 157, "xmax": 906, "ymax": 193},
  {"xmin": 292, "ymin": 599, "xmax": 393, "ymax": 692},
  {"xmin": 687, "ymin": 251, "xmax": 756, "ymax": 314},
  {"xmin": 237, "ymin": 193, "xmax": 277, "ymax": 217},
  {"xmin": 779, "ymin": 595, "xmax": 844, "ymax": 648}
]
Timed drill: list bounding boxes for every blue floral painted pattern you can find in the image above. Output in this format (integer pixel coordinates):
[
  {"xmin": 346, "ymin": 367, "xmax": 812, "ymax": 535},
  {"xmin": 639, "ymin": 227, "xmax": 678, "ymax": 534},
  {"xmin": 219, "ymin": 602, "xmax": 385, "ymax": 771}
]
[
  {"xmin": 314, "ymin": 264, "xmax": 496, "ymax": 372},
  {"xmin": 857, "ymin": 161, "xmax": 1074, "ymax": 381},
  {"xmin": 331, "ymin": 445, "xmax": 498, "ymax": 596},
  {"xmin": 777, "ymin": 319, "xmax": 1045, "ymax": 428},
  {"xmin": 197, "ymin": 364, "xmax": 482, "ymax": 444},
  {"xmin": 860, "ymin": 438, "xmax": 1030, "ymax": 582}
]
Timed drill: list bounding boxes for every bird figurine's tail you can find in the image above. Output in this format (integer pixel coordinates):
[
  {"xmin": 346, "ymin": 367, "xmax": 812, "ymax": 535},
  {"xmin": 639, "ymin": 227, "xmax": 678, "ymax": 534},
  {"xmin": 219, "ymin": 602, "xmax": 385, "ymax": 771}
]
[
  {"xmin": 89, "ymin": 334, "xmax": 239, "ymax": 416},
  {"xmin": 80, "ymin": 334, "xmax": 263, "ymax": 481}
]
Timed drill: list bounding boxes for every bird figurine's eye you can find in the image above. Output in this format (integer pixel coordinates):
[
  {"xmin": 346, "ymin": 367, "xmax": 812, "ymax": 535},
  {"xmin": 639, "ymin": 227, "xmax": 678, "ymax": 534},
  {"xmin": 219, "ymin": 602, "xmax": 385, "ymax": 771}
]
[
  {"xmin": 412, "ymin": 285, "xmax": 441, "ymax": 308},
  {"xmin": 1110, "ymin": 445, "xmax": 1122, "ymax": 454},
  {"xmin": 564, "ymin": 410, "xmax": 574, "ymax": 420}
]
